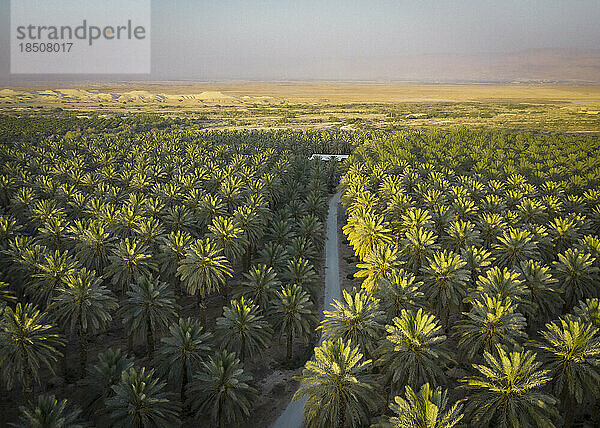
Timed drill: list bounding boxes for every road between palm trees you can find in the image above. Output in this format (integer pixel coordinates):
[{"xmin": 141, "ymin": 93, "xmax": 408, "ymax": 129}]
[{"xmin": 272, "ymin": 191, "xmax": 342, "ymax": 428}]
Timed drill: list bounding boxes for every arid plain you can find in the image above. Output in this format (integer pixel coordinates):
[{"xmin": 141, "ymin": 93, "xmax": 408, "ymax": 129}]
[{"xmin": 2, "ymin": 82, "xmax": 599, "ymax": 132}]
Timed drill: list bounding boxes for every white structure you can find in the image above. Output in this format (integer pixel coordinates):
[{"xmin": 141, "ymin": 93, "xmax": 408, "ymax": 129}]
[{"xmin": 309, "ymin": 154, "xmax": 349, "ymax": 161}]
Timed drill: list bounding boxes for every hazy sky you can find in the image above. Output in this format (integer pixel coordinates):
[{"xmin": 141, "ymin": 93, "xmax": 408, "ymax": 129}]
[{"xmin": 1, "ymin": 0, "xmax": 599, "ymax": 82}]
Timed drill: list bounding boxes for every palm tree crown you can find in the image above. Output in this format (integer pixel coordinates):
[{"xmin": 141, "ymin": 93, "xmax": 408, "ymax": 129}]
[
  {"xmin": 388, "ymin": 383, "xmax": 464, "ymax": 428},
  {"xmin": 294, "ymin": 338, "xmax": 379, "ymax": 428}
]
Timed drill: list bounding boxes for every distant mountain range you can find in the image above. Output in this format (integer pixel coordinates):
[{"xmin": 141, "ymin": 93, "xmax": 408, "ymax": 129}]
[{"xmin": 1, "ymin": 49, "xmax": 599, "ymax": 84}]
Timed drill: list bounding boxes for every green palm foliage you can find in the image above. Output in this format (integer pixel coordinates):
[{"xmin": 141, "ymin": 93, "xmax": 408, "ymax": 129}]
[
  {"xmin": 157, "ymin": 317, "xmax": 212, "ymax": 403},
  {"xmin": 105, "ymin": 238, "xmax": 156, "ymax": 295},
  {"xmin": 379, "ymin": 308, "xmax": 448, "ymax": 390},
  {"xmin": 177, "ymin": 237, "xmax": 233, "ymax": 322},
  {"xmin": 535, "ymin": 319, "xmax": 600, "ymax": 409},
  {"xmin": 460, "ymin": 245, "xmax": 494, "ymax": 285},
  {"xmin": 121, "ymin": 276, "xmax": 176, "ymax": 358},
  {"xmin": 343, "ymin": 211, "xmax": 394, "ymax": 261},
  {"xmin": 82, "ymin": 348, "xmax": 134, "ymax": 419},
  {"xmin": 51, "ymin": 268, "xmax": 117, "ymax": 374},
  {"xmin": 14, "ymin": 394, "xmax": 83, "ymax": 428},
  {"xmin": 238, "ymin": 264, "xmax": 280, "ymax": 312},
  {"xmin": 0, "ymin": 279, "xmax": 16, "ymax": 312},
  {"xmin": 401, "ymin": 226, "xmax": 440, "ymax": 275},
  {"xmin": 318, "ymin": 289, "xmax": 385, "ymax": 358},
  {"xmin": 257, "ymin": 241, "xmax": 290, "ymax": 275},
  {"xmin": 175, "ymin": 240, "xmax": 228, "ymax": 296},
  {"xmin": 375, "ymin": 268, "xmax": 424, "ymax": 318},
  {"xmin": 445, "ymin": 219, "xmax": 482, "ymax": 251},
  {"xmin": 519, "ymin": 260, "xmax": 563, "ymax": 320},
  {"xmin": 455, "ymin": 295, "xmax": 527, "ymax": 361},
  {"xmin": 106, "ymin": 367, "xmax": 180, "ymax": 428},
  {"xmin": 553, "ymin": 248, "xmax": 599, "ymax": 310},
  {"xmin": 187, "ymin": 350, "xmax": 257, "ymax": 428},
  {"xmin": 272, "ymin": 283, "xmax": 317, "ymax": 361},
  {"xmin": 478, "ymin": 212, "xmax": 506, "ymax": 249},
  {"xmin": 284, "ymin": 257, "xmax": 317, "ymax": 293},
  {"xmin": 460, "ymin": 346, "xmax": 558, "ymax": 428},
  {"xmin": 574, "ymin": 298, "xmax": 600, "ymax": 327},
  {"xmin": 388, "ymin": 383, "xmax": 464, "ymax": 428},
  {"xmin": 215, "ymin": 297, "xmax": 272, "ymax": 362},
  {"xmin": 31, "ymin": 250, "xmax": 77, "ymax": 308},
  {"xmin": 208, "ymin": 215, "xmax": 248, "ymax": 266},
  {"xmin": 355, "ymin": 244, "xmax": 401, "ymax": 293},
  {"xmin": 294, "ymin": 338, "xmax": 379, "ymax": 428},
  {"xmin": 472, "ymin": 266, "xmax": 530, "ymax": 309},
  {"xmin": 72, "ymin": 221, "xmax": 116, "ymax": 272},
  {"xmin": 493, "ymin": 227, "xmax": 539, "ymax": 268},
  {"xmin": 0, "ymin": 303, "xmax": 64, "ymax": 401},
  {"xmin": 422, "ymin": 250, "xmax": 469, "ymax": 327}
]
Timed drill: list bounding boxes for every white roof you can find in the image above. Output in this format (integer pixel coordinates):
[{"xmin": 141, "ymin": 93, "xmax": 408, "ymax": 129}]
[{"xmin": 309, "ymin": 154, "xmax": 350, "ymax": 161}]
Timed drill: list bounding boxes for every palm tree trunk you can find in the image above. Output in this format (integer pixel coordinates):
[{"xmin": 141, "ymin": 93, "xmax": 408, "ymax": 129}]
[
  {"xmin": 146, "ymin": 316, "xmax": 154, "ymax": 358},
  {"xmin": 218, "ymin": 395, "xmax": 224, "ymax": 428},
  {"xmin": 197, "ymin": 293, "xmax": 206, "ymax": 326},
  {"xmin": 181, "ymin": 362, "xmax": 187, "ymax": 407},
  {"xmin": 241, "ymin": 335, "xmax": 246, "ymax": 363},
  {"xmin": 221, "ymin": 278, "xmax": 229, "ymax": 309},
  {"xmin": 78, "ymin": 321, "xmax": 88, "ymax": 378},
  {"xmin": 337, "ymin": 401, "xmax": 345, "ymax": 428},
  {"xmin": 22, "ymin": 366, "xmax": 33, "ymax": 405},
  {"xmin": 287, "ymin": 331, "xmax": 293, "ymax": 361},
  {"xmin": 563, "ymin": 387, "xmax": 575, "ymax": 427}
]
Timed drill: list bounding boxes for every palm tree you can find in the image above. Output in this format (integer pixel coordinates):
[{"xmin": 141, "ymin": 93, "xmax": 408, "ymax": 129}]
[
  {"xmin": 400, "ymin": 226, "xmax": 440, "ymax": 275},
  {"xmin": 388, "ymin": 383, "xmax": 464, "ymax": 428},
  {"xmin": 461, "ymin": 345, "xmax": 558, "ymax": 427},
  {"xmin": 455, "ymin": 295, "xmax": 527, "ymax": 361},
  {"xmin": 445, "ymin": 219, "xmax": 482, "ymax": 252},
  {"xmin": 0, "ymin": 279, "xmax": 16, "ymax": 313},
  {"xmin": 272, "ymin": 284, "xmax": 317, "ymax": 361},
  {"xmin": 284, "ymin": 257, "xmax": 318, "ymax": 294},
  {"xmin": 375, "ymin": 269, "xmax": 424, "ymax": 318},
  {"xmin": 105, "ymin": 238, "xmax": 157, "ymax": 296},
  {"xmin": 553, "ymin": 248, "xmax": 599, "ymax": 310},
  {"xmin": 471, "ymin": 266, "xmax": 530, "ymax": 310},
  {"xmin": 157, "ymin": 230, "xmax": 192, "ymax": 309},
  {"xmin": 519, "ymin": 260, "xmax": 563, "ymax": 321},
  {"xmin": 157, "ymin": 317, "xmax": 212, "ymax": 405},
  {"xmin": 31, "ymin": 249, "xmax": 77, "ymax": 308},
  {"xmin": 215, "ymin": 297, "xmax": 272, "ymax": 363},
  {"xmin": 379, "ymin": 308, "xmax": 448, "ymax": 391},
  {"xmin": 257, "ymin": 241, "xmax": 290, "ymax": 275},
  {"xmin": 493, "ymin": 227, "xmax": 539, "ymax": 268},
  {"xmin": 460, "ymin": 245, "xmax": 494, "ymax": 286},
  {"xmin": 355, "ymin": 244, "xmax": 401, "ymax": 293},
  {"xmin": 237, "ymin": 264, "xmax": 280, "ymax": 312},
  {"xmin": 574, "ymin": 298, "xmax": 600, "ymax": 328},
  {"xmin": 106, "ymin": 367, "xmax": 180, "ymax": 427},
  {"xmin": 318, "ymin": 289, "xmax": 385, "ymax": 358},
  {"xmin": 294, "ymin": 338, "xmax": 379, "ymax": 428},
  {"xmin": 72, "ymin": 221, "xmax": 116, "ymax": 272},
  {"xmin": 50, "ymin": 268, "xmax": 118, "ymax": 375},
  {"xmin": 535, "ymin": 319, "xmax": 600, "ymax": 426},
  {"xmin": 121, "ymin": 276, "xmax": 177, "ymax": 357},
  {"xmin": 177, "ymin": 237, "xmax": 233, "ymax": 325},
  {"xmin": 478, "ymin": 212, "xmax": 506, "ymax": 249},
  {"xmin": 187, "ymin": 349, "xmax": 257, "ymax": 428},
  {"xmin": 343, "ymin": 211, "xmax": 394, "ymax": 261},
  {"xmin": 82, "ymin": 348, "xmax": 134, "ymax": 420},
  {"xmin": 0, "ymin": 303, "xmax": 64, "ymax": 402},
  {"xmin": 14, "ymin": 394, "xmax": 84, "ymax": 428},
  {"xmin": 422, "ymin": 250, "xmax": 470, "ymax": 328}
]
